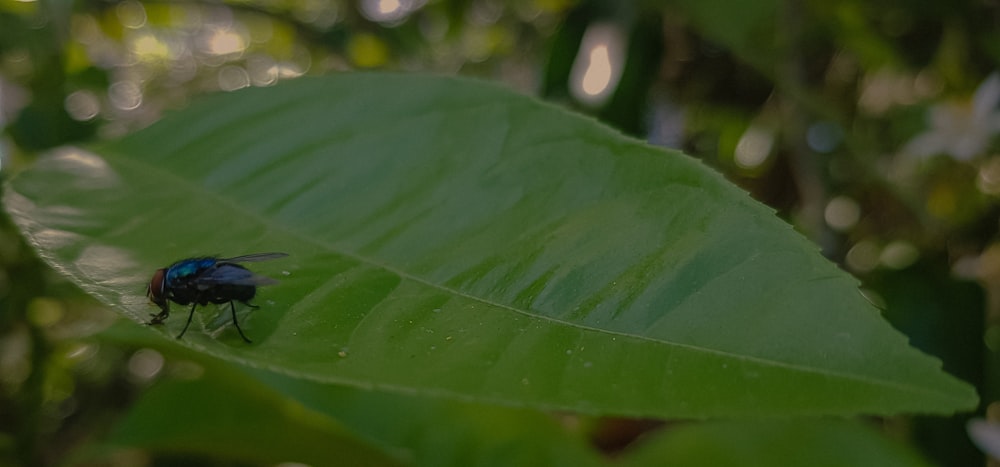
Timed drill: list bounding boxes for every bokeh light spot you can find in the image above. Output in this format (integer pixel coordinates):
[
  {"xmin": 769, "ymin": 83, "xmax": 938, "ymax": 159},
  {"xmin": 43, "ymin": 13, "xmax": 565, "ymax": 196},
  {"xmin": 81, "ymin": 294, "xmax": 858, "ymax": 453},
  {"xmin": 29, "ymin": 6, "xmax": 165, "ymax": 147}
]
[
  {"xmin": 824, "ymin": 196, "xmax": 861, "ymax": 231},
  {"xmin": 116, "ymin": 1, "xmax": 147, "ymax": 29},
  {"xmin": 348, "ymin": 33, "xmax": 390, "ymax": 68},
  {"xmin": 379, "ymin": 0, "xmax": 401, "ymax": 15},
  {"xmin": 27, "ymin": 297, "xmax": 63, "ymax": 327},
  {"xmin": 806, "ymin": 121, "xmax": 843, "ymax": 153},
  {"xmin": 570, "ymin": 23, "xmax": 625, "ymax": 106},
  {"xmin": 108, "ymin": 81, "xmax": 143, "ymax": 111},
  {"xmin": 582, "ymin": 45, "xmax": 612, "ymax": 96},
  {"xmin": 64, "ymin": 90, "xmax": 100, "ymax": 121},
  {"xmin": 880, "ymin": 241, "xmax": 919, "ymax": 269},
  {"xmin": 127, "ymin": 348, "xmax": 164, "ymax": 383},
  {"xmin": 734, "ymin": 126, "xmax": 774, "ymax": 170},
  {"xmin": 360, "ymin": 0, "xmax": 424, "ymax": 24},
  {"xmin": 131, "ymin": 33, "xmax": 171, "ymax": 62},
  {"xmin": 207, "ymin": 28, "xmax": 246, "ymax": 57},
  {"xmin": 218, "ymin": 65, "xmax": 250, "ymax": 91},
  {"xmin": 846, "ymin": 240, "xmax": 881, "ymax": 272},
  {"xmin": 977, "ymin": 157, "xmax": 1000, "ymax": 195}
]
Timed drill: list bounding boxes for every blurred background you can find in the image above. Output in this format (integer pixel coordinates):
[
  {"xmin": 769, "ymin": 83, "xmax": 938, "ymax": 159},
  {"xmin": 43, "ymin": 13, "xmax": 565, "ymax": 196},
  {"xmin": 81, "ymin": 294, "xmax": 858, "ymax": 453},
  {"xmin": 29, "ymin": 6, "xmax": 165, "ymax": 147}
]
[{"xmin": 0, "ymin": 0, "xmax": 998, "ymax": 465}]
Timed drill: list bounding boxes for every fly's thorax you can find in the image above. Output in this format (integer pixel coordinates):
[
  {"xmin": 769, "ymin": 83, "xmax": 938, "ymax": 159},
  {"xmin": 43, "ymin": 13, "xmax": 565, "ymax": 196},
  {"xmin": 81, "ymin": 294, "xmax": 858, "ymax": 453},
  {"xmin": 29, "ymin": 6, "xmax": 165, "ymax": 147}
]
[{"xmin": 165, "ymin": 257, "xmax": 218, "ymax": 284}]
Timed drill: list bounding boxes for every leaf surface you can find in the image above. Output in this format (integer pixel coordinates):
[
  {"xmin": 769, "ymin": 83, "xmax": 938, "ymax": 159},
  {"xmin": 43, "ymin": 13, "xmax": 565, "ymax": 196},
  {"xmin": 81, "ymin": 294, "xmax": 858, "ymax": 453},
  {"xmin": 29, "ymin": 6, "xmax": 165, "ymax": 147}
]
[
  {"xmin": 619, "ymin": 419, "xmax": 933, "ymax": 467},
  {"xmin": 3, "ymin": 73, "xmax": 976, "ymax": 417},
  {"xmin": 95, "ymin": 322, "xmax": 599, "ymax": 467}
]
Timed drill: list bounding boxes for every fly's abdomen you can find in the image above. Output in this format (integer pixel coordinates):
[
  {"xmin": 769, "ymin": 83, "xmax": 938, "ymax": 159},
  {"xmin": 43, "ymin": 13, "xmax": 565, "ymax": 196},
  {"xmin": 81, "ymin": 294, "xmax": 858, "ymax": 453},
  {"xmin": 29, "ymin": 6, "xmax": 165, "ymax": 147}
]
[{"xmin": 205, "ymin": 283, "xmax": 257, "ymax": 304}]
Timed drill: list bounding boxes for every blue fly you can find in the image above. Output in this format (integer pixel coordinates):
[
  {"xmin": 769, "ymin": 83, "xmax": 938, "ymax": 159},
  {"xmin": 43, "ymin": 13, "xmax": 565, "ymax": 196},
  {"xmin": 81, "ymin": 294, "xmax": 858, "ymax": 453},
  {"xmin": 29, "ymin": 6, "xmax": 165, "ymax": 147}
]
[{"xmin": 146, "ymin": 252, "xmax": 288, "ymax": 343}]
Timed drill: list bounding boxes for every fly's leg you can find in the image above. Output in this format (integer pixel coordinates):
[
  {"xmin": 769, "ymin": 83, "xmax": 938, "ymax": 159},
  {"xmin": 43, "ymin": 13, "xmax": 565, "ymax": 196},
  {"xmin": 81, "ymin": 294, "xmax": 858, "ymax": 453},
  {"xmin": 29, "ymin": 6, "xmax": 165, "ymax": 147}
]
[
  {"xmin": 146, "ymin": 310, "xmax": 170, "ymax": 325},
  {"xmin": 177, "ymin": 303, "xmax": 197, "ymax": 339},
  {"xmin": 230, "ymin": 301, "xmax": 253, "ymax": 344},
  {"xmin": 148, "ymin": 308, "xmax": 170, "ymax": 325}
]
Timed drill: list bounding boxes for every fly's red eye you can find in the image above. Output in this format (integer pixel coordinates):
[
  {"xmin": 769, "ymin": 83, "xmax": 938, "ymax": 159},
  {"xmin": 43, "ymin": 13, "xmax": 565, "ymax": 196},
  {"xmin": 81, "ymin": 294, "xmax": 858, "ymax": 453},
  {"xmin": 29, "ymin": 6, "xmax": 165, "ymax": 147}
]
[{"xmin": 147, "ymin": 268, "xmax": 166, "ymax": 301}]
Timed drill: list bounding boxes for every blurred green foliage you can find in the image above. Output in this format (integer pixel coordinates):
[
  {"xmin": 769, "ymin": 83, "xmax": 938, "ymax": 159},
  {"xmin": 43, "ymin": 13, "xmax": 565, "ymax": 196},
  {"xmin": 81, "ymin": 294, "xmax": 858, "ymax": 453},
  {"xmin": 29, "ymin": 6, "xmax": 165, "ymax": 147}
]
[{"xmin": 1, "ymin": 0, "xmax": 999, "ymax": 465}]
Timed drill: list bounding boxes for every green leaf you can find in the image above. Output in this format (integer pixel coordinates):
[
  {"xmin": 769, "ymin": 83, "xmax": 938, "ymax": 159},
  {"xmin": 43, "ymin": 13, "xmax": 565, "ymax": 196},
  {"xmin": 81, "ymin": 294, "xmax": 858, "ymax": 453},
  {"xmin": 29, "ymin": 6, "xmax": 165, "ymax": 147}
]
[
  {"xmin": 245, "ymin": 368, "xmax": 605, "ymax": 467},
  {"xmin": 100, "ymin": 350, "xmax": 406, "ymax": 465},
  {"xmin": 3, "ymin": 73, "xmax": 976, "ymax": 417},
  {"xmin": 618, "ymin": 419, "xmax": 933, "ymax": 467},
  {"xmin": 92, "ymin": 321, "xmax": 600, "ymax": 466}
]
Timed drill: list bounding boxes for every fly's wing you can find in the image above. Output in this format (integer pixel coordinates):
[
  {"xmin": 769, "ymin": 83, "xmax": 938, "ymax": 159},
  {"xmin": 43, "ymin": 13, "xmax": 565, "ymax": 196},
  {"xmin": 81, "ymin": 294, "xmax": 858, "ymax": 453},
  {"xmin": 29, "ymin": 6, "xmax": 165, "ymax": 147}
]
[
  {"xmin": 194, "ymin": 263, "xmax": 280, "ymax": 287},
  {"xmin": 220, "ymin": 252, "xmax": 289, "ymax": 263}
]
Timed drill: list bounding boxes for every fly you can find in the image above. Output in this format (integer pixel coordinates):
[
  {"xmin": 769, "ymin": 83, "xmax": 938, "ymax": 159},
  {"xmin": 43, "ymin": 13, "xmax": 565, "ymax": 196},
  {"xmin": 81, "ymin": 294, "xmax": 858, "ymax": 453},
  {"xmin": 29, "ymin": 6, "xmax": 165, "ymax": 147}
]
[{"xmin": 146, "ymin": 252, "xmax": 288, "ymax": 343}]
